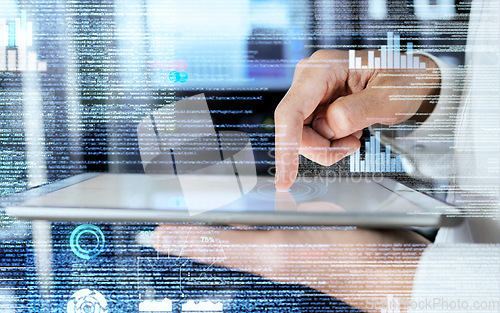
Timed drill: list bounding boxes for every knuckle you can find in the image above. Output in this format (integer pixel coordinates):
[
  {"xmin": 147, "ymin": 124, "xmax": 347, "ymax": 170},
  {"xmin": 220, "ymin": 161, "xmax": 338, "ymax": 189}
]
[
  {"xmin": 293, "ymin": 58, "xmax": 311, "ymax": 81},
  {"xmin": 294, "ymin": 58, "xmax": 311, "ymax": 74},
  {"xmin": 310, "ymin": 49, "xmax": 330, "ymax": 60},
  {"xmin": 274, "ymin": 105, "xmax": 284, "ymax": 119},
  {"xmin": 296, "ymin": 58, "xmax": 309, "ymax": 67}
]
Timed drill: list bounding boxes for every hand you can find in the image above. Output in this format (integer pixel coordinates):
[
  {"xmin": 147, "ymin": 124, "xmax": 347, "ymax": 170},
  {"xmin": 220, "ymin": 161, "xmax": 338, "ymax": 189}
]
[
  {"xmin": 274, "ymin": 49, "xmax": 440, "ymax": 190},
  {"xmin": 153, "ymin": 224, "xmax": 430, "ymax": 312}
]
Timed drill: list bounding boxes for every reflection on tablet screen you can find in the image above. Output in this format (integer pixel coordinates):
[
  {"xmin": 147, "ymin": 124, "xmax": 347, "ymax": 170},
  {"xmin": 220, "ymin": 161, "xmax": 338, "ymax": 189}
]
[{"xmin": 20, "ymin": 174, "xmax": 431, "ymax": 215}]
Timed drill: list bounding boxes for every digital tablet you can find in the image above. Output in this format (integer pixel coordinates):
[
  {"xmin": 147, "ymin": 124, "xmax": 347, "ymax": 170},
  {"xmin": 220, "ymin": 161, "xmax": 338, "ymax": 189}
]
[{"xmin": 2, "ymin": 173, "xmax": 462, "ymax": 227}]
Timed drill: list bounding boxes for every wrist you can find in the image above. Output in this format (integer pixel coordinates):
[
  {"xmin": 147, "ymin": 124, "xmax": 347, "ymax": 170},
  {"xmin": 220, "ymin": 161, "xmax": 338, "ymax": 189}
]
[{"xmin": 408, "ymin": 55, "xmax": 441, "ymax": 123}]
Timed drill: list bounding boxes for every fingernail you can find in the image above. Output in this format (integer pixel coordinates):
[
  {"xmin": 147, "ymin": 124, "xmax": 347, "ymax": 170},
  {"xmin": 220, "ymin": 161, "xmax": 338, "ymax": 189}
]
[{"xmin": 313, "ymin": 118, "xmax": 335, "ymax": 140}]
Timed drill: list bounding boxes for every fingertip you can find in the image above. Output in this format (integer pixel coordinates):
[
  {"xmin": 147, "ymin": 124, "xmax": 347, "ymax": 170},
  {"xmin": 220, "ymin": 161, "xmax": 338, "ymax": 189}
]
[
  {"xmin": 275, "ymin": 176, "xmax": 294, "ymax": 191},
  {"xmin": 274, "ymin": 154, "xmax": 299, "ymax": 191},
  {"xmin": 275, "ymin": 164, "xmax": 296, "ymax": 190},
  {"xmin": 353, "ymin": 130, "xmax": 363, "ymax": 140},
  {"xmin": 312, "ymin": 117, "xmax": 335, "ymax": 140},
  {"xmin": 346, "ymin": 135, "xmax": 362, "ymax": 155},
  {"xmin": 326, "ymin": 94, "xmax": 368, "ymax": 139}
]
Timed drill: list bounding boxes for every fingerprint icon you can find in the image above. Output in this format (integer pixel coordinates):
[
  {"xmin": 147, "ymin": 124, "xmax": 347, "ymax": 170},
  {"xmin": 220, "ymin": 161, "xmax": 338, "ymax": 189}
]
[{"xmin": 67, "ymin": 289, "xmax": 107, "ymax": 313}]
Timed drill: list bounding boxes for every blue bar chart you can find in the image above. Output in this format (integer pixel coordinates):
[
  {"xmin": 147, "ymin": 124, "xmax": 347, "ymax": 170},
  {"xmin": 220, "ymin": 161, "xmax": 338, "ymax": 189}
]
[
  {"xmin": 348, "ymin": 32, "xmax": 425, "ymax": 70},
  {"xmin": 349, "ymin": 131, "xmax": 404, "ymax": 173},
  {"xmin": 0, "ymin": 11, "xmax": 47, "ymax": 72}
]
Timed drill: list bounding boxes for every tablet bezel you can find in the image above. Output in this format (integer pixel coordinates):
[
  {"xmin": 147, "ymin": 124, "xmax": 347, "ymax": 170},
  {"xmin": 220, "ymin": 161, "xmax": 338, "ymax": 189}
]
[{"xmin": 2, "ymin": 173, "xmax": 463, "ymax": 228}]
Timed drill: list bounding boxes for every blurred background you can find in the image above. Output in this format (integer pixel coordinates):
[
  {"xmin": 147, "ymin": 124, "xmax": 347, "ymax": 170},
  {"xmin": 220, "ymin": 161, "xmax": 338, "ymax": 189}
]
[
  {"xmin": 0, "ymin": 0, "xmax": 470, "ymax": 312},
  {"xmin": 0, "ymin": 0, "xmax": 470, "ymax": 196}
]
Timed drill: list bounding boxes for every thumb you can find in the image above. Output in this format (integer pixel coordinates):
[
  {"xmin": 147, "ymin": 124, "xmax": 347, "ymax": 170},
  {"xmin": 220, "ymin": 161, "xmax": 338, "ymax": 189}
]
[{"xmin": 323, "ymin": 89, "xmax": 382, "ymax": 140}]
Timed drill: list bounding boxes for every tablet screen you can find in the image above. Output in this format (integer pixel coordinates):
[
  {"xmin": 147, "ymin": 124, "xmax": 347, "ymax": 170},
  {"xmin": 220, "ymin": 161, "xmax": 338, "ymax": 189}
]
[{"xmin": 17, "ymin": 173, "xmax": 446, "ymax": 216}]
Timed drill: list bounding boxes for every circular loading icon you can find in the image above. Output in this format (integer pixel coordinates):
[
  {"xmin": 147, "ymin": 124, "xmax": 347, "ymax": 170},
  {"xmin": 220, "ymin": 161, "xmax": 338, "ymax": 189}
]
[{"xmin": 70, "ymin": 224, "xmax": 105, "ymax": 260}]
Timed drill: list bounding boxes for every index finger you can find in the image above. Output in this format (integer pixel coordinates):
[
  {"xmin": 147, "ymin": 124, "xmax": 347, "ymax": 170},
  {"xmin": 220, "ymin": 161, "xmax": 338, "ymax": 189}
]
[{"xmin": 274, "ymin": 65, "xmax": 330, "ymax": 190}]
